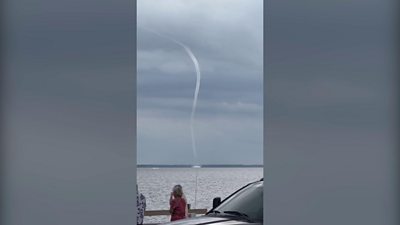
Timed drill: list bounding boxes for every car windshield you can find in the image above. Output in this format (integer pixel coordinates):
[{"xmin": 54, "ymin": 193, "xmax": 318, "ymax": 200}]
[{"xmin": 212, "ymin": 182, "xmax": 263, "ymax": 222}]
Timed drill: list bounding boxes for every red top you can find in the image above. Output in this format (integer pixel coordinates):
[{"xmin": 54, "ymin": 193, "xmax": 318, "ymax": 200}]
[{"xmin": 170, "ymin": 197, "xmax": 186, "ymax": 221}]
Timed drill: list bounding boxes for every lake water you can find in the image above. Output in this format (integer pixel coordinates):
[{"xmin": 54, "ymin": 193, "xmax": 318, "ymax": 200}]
[{"xmin": 137, "ymin": 167, "xmax": 263, "ymax": 224}]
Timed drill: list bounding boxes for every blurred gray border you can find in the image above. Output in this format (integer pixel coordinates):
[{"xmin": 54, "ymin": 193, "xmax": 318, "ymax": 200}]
[
  {"xmin": 263, "ymin": 0, "xmax": 267, "ymax": 223},
  {"xmin": 264, "ymin": 0, "xmax": 398, "ymax": 224},
  {"xmin": 2, "ymin": 0, "xmax": 137, "ymax": 224},
  {"xmin": 133, "ymin": 1, "xmax": 137, "ymax": 224}
]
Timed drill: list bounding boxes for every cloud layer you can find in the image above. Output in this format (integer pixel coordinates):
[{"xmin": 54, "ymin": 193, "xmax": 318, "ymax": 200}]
[{"xmin": 137, "ymin": 0, "xmax": 263, "ymax": 165}]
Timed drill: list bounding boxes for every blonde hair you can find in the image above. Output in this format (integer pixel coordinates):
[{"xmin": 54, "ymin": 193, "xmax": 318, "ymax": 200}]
[{"xmin": 172, "ymin": 184, "xmax": 183, "ymax": 197}]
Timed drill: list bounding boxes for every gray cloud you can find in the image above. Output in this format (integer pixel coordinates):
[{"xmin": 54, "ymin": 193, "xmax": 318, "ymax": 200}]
[{"xmin": 137, "ymin": 0, "xmax": 263, "ymax": 165}]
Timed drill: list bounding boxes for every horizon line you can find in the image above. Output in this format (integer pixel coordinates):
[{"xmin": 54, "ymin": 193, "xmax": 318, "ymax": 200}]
[{"xmin": 137, "ymin": 164, "xmax": 263, "ymax": 167}]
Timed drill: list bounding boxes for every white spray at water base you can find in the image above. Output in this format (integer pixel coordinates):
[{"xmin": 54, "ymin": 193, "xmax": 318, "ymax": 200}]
[{"xmin": 140, "ymin": 27, "xmax": 201, "ymax": 209}]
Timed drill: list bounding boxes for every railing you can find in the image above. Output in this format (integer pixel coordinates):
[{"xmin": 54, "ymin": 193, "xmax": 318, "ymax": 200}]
[
  {"xmin": 144, "ymin": 208, "xmax": 207, "ymax": 216},
  {"xmin": 144, "ymin": 205, "xmax": 208, "ymax": 224}
]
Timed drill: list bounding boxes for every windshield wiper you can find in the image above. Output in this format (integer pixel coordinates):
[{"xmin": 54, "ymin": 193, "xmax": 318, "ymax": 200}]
[
  {"xmin": 207, "ymin": 210, "xmax": 221, "ymax": 214},
  {"xmin": 207, "ymin": 210, "xmax": 222, "ymax": 217},
  {"xmin": 223, "ymin": 211, "xmax": 253, "ymax": 222}
]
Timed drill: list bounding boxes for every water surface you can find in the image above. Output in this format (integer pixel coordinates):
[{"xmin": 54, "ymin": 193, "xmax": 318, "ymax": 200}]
[{"xmin": 137, "ymin": 167, "xmax": 263, "ymax": 224}]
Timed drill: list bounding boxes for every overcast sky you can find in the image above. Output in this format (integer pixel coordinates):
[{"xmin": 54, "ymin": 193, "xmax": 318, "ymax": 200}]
[{"xmin": 137, "ymin": 0, "xmax": 263, "ymax": 165}]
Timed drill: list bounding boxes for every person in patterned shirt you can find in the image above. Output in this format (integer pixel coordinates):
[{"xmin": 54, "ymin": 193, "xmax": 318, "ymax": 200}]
[{"xmin": 137, "ymin": 185, "xmax": 146, "ymax": 225}]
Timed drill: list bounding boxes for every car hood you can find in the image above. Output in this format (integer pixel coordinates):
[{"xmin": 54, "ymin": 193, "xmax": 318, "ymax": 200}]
[{"xmin": 160, "ymin": 216, "xmax": 261, "ymax": 225}]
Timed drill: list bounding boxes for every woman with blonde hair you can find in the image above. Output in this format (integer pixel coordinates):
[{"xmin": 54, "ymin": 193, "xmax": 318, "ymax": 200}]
[{"xmin": 169, "ymin": 184, "xmax": 188, "ymax": 221}]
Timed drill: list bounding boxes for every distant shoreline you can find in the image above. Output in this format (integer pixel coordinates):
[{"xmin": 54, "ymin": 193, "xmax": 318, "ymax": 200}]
[{"xmin": 138, "ymin": 164, "xmax": 263, "ymax": 168}]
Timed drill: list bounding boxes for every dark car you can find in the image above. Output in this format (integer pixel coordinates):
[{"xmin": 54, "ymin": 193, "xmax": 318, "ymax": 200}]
[{"xmin": 162, "ymin": 179, "xmax": 263, "ymax": 225}]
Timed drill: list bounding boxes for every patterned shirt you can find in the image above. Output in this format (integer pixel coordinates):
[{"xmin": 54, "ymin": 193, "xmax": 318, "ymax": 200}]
[{"xmin": 137, "ymin": 192, "xmax": 146, "ymax": 225}]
